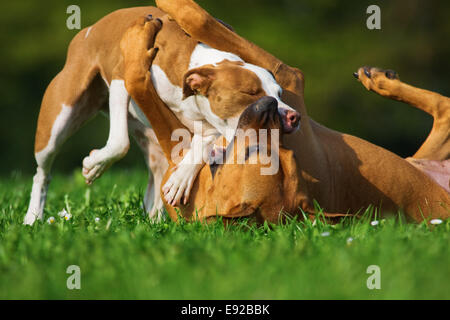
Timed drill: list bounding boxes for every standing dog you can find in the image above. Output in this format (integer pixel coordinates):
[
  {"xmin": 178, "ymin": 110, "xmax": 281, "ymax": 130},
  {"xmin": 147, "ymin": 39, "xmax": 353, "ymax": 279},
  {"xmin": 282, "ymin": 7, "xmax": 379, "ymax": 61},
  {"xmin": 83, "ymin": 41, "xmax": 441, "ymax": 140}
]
[
  {"xmin": 24, "ymin": 6, "xmax": 301, "ymax": 225},
  {"xmin": 120, "ymin": 0, "xmax": 450, "ymax": 223}
]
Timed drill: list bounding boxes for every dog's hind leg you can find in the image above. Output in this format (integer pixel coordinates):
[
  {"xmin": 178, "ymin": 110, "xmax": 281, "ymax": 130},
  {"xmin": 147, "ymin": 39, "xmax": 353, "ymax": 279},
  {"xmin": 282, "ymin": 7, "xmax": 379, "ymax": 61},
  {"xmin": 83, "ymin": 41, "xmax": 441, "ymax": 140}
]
[
  {"xmin": 25, "ymin": 71, "xmax": 108, "ymax": 225},
  {"xmin": 355, "ymin": 66, "xmax": 450, "ymax": 161},
  {"xmin": 128, "ymin": 115, "xmax": 169, "ymax": 221}
]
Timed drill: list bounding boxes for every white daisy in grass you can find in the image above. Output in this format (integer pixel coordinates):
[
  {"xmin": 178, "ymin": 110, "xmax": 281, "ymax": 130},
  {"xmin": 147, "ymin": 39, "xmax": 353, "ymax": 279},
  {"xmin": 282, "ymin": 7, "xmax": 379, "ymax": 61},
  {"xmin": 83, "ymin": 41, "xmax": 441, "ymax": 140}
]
[
  {"xmin": 346, "ymin": 237, "xmax": 354, "ymax": 245},
  {"xmin": 321, "ymin": 231, "xmax": 330, "ymax": 237},
  {"xmin": 371, "ymin": 220, "xmax": 379, "ymax": 226},
  {"xmin": 58, "ymin": 209, "xmax": 68, "ymax": 218},
  {"xmin": 95, "ymin": 217, "xmax": 100, "ymax": 223},
  {"xmin": 47, "ymin": 217, "xmax": 56, "ymax": 224},
  {"xmin": 430, "ymin": 219, "xmax": 443, "ymax": 225},
  {"xmin": 57, "ymin": 208, "xmax": 72, "ymax": 221}
]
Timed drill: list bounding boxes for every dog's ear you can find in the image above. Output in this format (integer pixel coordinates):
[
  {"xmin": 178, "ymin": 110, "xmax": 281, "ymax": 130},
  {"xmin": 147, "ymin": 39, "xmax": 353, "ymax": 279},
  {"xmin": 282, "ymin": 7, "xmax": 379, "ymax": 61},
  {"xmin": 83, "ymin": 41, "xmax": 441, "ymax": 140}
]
[{"xmin": 182, "ymin": 66, "xmax": 216, "ymax": 99}]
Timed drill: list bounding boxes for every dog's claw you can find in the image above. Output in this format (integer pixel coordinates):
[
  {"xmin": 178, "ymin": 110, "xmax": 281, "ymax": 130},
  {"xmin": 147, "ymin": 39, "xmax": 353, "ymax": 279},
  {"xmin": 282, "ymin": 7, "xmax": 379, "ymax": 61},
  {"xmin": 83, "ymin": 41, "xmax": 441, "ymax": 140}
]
[
  {"xmin": 147, "ymin": 14, "xmax": 153, "ymax": 20},
  {"xmin": 385, "ymin": 70, "xmax": 398, "ymax": 80},
  {"xmin": 363, "ymin": 67, "xmax": 371, "ymax": 78},
  {"xmin": 353, "ymin": 72, "xmax": 359, "ymax": 80}
]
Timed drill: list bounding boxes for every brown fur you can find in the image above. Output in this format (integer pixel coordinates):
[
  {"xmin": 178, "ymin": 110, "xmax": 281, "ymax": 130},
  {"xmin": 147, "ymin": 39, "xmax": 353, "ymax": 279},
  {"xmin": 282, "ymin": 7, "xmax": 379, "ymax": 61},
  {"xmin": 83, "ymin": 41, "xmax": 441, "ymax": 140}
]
[
  {"xmin": 34, "ymin": 6, "xmax": 272, "ymax": 155},
  {"xmin": 31, "ymin": 1, "xmax": 449, "ymax": 225},
  {"xmin": 120, "ymin": 0, "xmax": 450, "ymax": 223}
]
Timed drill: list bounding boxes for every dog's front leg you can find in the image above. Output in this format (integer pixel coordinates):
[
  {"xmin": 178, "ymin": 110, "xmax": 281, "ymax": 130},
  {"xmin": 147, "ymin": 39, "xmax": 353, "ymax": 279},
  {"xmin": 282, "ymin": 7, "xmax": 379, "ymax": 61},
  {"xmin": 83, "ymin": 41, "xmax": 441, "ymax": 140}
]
[
  {"xmin": 163, "ymin": 133, "xmax": 217, "ymax": 206},
  {"xmin": 82, "ymin": 79, "xmax": 130, "ymax": 184}
]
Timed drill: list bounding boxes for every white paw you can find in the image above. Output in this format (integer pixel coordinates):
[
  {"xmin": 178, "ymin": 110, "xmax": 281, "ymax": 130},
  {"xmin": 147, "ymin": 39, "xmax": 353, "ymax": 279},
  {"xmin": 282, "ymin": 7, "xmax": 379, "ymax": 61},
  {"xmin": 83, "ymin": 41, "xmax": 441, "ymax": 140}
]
[
  {"xmin": 23, "ymin": 212, "xmax": 40, "ymax": 226},
  {"xmin": 148, "ymin": 207, "xmax": 166, "ymax": 222},
  {"xmin": 82, "ymin": 149, "xmax": 114, "ymax": 184},
  {"xmin": 162, "ymin": 164, "xmax": 200, "ymax": 206}
]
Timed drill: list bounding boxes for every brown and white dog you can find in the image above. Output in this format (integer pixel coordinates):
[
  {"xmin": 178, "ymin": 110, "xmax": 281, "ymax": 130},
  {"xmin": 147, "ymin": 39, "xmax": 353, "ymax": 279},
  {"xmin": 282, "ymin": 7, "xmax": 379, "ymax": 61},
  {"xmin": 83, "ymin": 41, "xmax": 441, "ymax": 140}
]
[
  {"xmin": 26, "ymin": 1, "xmax": 450, "ymax": 225},
  {"xmin": 24, "ymin": 6, "xmax": 301, "ymax": 225},
  {"xmin": 119, "ymin": 0, "xmax": 450, "ymax": 223}
]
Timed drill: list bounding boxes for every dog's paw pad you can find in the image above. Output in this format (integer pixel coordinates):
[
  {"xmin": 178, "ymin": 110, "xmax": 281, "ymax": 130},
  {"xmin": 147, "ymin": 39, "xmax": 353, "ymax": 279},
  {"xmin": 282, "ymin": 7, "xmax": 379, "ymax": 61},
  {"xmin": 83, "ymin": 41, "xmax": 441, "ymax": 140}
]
[
  {"xmin": 363, "ymin": 66, "xmax": 372, "ymax": 79},
  {"xmin": 355, "ymin": 66, "xmax": 399, "ymax": 81},
  {"xmin": 384, "ymin": 69, "xmax": 398, "ymax": 80},
  {"xmin": 354, "ymin": 66, "xmax": 399, "ymax": 94}
]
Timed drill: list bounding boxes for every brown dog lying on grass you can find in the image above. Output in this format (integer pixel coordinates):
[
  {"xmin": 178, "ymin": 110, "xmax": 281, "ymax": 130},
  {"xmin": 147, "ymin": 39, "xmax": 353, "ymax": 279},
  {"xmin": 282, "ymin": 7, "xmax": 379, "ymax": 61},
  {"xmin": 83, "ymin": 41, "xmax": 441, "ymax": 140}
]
[
  {"xmin": 121, "ymin": 2, "xmax": 449, "ymax": 224},
  {"xmin": 121, "ymin": 17, "xmax": 302, "ymax": 223}
]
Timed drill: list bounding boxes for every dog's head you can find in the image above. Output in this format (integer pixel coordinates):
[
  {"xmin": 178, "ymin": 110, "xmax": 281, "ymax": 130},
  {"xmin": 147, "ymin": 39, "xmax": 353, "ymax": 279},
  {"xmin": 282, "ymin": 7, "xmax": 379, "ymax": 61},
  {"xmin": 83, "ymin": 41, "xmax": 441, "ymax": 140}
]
[
  {"xmin": 182, "ymin": 59, "xmax": 301, "ymax": 135},
  {"xmin": 201, "ymin": 96, "xmax": 300, "ymax": 223},
  {"xmin": 164, "ymin": 96, "xmax": 301, "ymax": 223}
]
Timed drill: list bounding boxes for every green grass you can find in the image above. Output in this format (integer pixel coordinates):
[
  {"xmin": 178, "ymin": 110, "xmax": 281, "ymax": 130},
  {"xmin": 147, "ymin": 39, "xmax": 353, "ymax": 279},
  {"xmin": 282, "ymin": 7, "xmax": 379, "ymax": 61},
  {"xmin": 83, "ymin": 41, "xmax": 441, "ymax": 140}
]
[{"xmin": 0, "ymin": 169, "xmax": 449, "ymax": 299}]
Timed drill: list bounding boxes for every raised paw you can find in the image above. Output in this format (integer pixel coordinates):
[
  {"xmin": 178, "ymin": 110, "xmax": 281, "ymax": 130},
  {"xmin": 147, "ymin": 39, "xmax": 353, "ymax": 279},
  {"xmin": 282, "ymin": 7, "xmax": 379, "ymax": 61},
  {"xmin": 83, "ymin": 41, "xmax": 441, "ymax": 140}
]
[
  {"xmin": 82, "ymin": 149, "xmax": 114, "ymax": 185},
  {"xmin": 353, "ymin": 66, "xmax": 400, "ymax": 96},
  {"xmin": 120, "ymin": 14, "xmax": 163, "ymax": 65},
  {"xmin": 162, "ymin": 164, "xmax": 200, "ymax": 206},
  {"xmin": 23, "ymin": 212, "xmax": 40, "ymax": 226}
]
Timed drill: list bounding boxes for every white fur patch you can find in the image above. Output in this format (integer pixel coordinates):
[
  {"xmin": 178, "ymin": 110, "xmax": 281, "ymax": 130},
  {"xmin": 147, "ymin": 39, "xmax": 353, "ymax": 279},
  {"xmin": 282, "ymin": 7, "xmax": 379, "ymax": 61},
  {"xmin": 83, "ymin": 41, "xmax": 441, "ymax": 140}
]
[
  {"xmin": 151, "ymin": 64, "xmax": 207, "ymax": 132},
  {"xmin": 106, "ymin": 80, "xmax": 130, "ymax": 150},
  {"xmin": 35, "ymin": 104, "xmax": 73, "ymax": 166},
  {"xmin": 82, "ymin": 80, "xmax": 130, "ymax": 184},
  {"xmin": 189, "ymin": 43, "xmax": 243, "ymax": 69},
  {"xmin": 195, "ymin": 95, "xmax": 239, "ymax": 142},
  {"xmin": 25, "ymin": 104, "xmax": 73, "ymax": 225}
]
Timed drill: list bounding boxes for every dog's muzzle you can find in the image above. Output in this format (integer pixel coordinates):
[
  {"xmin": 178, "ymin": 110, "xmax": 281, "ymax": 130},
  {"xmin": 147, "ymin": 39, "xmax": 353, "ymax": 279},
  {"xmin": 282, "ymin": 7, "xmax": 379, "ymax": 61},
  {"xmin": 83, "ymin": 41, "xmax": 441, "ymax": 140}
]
[{"xmin": 278, "ymin": 107, "xmax": 301, "ymax": 134}]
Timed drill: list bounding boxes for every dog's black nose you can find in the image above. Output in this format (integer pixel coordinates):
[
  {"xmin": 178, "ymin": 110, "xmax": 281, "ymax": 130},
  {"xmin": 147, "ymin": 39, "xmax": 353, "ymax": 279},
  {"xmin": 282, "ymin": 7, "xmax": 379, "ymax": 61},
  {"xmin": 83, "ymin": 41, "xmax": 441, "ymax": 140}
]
[
  {"xmin": 252, "ymin": 96, "xmax": 278, "ymax": 113},
  {"xmin": 237, "ymin": 96, "xmax": 280, "ymax": 130}
]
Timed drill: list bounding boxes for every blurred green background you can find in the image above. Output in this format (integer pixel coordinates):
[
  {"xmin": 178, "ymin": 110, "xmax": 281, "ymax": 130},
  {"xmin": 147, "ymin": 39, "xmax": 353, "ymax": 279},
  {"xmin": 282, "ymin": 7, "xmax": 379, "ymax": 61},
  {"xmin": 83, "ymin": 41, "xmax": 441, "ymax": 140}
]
[{"xmin": 0, "ymin": 0, "xmax": 449, "ymax": 176}]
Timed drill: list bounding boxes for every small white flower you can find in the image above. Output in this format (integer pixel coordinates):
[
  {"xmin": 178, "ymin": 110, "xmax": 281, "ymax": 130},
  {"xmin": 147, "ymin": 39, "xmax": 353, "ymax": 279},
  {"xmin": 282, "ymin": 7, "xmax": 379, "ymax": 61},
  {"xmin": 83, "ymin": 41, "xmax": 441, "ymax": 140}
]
[
  {"xmin": 95, "ymin": 217, "xmax": 100, "ymax": 223},
  {"xmin": 64, "ymin": 213, "xmax": 72, "ymax": 221},
  {"xmin": 58, "ymin": 208, "xmax": 68, "ymax": 218},
  {"xmin": 430, "ymin": 219, "xmax": 443, "ymax": 225},
  {"xmin": 346, "ymin": 237, "xmax": 354, "ymax": 245},
  {"xmin": 321, "ymin": 231, "xmax": 330, "ymax": 237},
  {"xmin": 371, "ymin": 220, "xmax": 379, "ymax": 226},
  {"xmin": 47, "ymin": 217, "xmax": 56, "ymax": 224}
]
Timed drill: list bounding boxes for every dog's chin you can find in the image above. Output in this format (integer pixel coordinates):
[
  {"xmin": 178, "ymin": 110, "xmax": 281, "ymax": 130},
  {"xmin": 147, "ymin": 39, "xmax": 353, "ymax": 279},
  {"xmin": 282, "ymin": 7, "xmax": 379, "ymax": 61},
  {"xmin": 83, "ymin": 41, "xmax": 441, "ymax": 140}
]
[{"xmin": 281, "ymin": 122, "xmax": 300, "ymax": 134}]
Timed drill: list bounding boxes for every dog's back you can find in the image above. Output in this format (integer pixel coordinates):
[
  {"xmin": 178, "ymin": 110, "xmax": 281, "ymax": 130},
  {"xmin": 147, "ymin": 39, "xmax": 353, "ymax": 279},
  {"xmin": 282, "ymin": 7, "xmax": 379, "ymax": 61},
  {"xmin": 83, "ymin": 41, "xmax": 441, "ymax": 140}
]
[{"xmin": 67, "ymin": 6, "xmax": 165, "ymax": 84}]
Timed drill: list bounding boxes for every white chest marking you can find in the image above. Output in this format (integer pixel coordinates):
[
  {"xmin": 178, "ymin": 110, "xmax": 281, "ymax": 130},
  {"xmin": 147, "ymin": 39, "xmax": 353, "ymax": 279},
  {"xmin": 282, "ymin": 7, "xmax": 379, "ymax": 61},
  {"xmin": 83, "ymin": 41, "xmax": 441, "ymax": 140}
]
[{"xmin": 150, "ymin": 64, "xmax": 205, "ymax": 133}]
